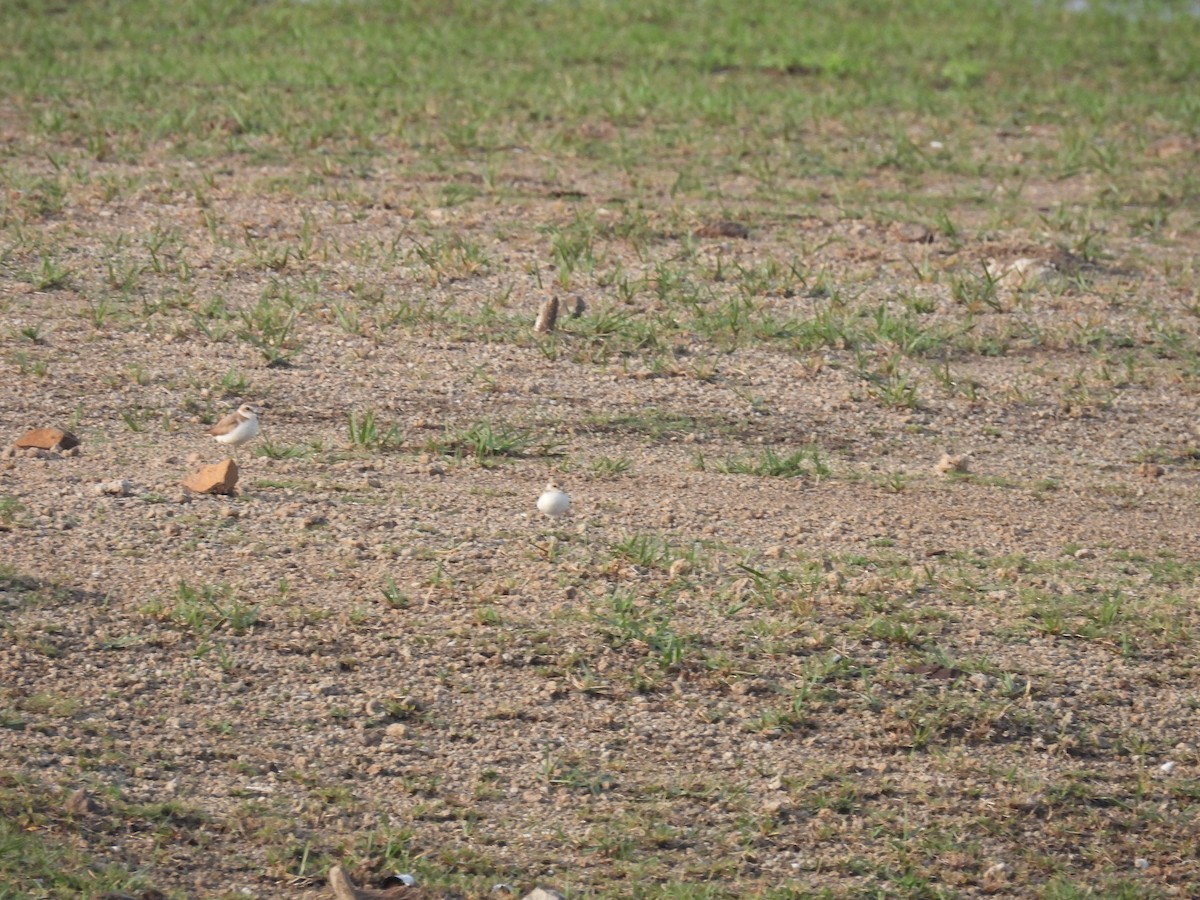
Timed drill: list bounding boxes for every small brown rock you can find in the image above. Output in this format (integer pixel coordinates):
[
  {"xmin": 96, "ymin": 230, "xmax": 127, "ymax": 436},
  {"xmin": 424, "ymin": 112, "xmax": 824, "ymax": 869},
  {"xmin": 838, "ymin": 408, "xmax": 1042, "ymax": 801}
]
[
  {"xmin": 1146, "ymin": 135, "xmax": 1197, "ymax": 159},
  {"xmin": 935, "ymin": 453, "xmax": 969, "ymax": 475},
  {"xmin": 364, "ymin": 698, "xmax": 387, "ymax": 717},
  {"xmin": 533, "ymin": 295, "xmax": 559, "ymax": 334},
  {"xmin": 981, "ymin": 861, "xmax": 1009, "ymax": 893},
  {"xmin": 64, "ymin": 787, "xmax": 97, "ymax": 816},
  {"xmin": 183, "ymin": 459, "xmax": 239, "ymax": 495},
  {"xmin": 694, "ymin": 220, "xmax": 750, "ymax": 239},
  {"xmin": 93, "ymin": 480, "xmax": 133, "ymax": 497},
  {"xmin": 668, "ymin": 558, "xmax": 692, "ymax": 580},
  {"xmin": 894, "ymin": 222, "xmax": 934, "ymax": 243},
  {"xmin": 14, "ymin": 427, "xmax": 80, "ymax": 451},
  {"xmin": 1137, "ymin": 461, "xmax": 1164, "ymax": 480}
]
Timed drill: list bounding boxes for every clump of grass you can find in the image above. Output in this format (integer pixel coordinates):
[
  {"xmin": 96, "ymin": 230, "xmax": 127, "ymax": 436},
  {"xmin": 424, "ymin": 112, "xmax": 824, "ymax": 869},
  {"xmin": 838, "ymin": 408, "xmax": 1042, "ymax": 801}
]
[
  {"xmin": 347, "ymin": 409, "xmax": 404, "ymax": 451},
  {"xmin": 583, "ymin": 408, "xmax": 699, "ymax": 441},
  {"xmin": 238, "ymin": 294, "xmax": 303, "ymax": 367},
  {"xmin": 594, "ymin": 588, "xmax": 691, "ymax": 672},
  {"xmin": 0, "ymin": 495, "xmax": 27, "ymax": 528},
  {"xmin": 380, "ymin": 576, "xmax": 410, "ymax": 609},
  {"xmin": 256, "ymin": 439, "xmax": 316, "ymax": 460},
  {"xmin": 217, "ymin": 367, "xmax": 250, "ymax": 396},
  {"xmin": 695, "ymin": 447, "xmax": 829, "ymax": 479},
  {"xmin": 950, "ymin": 264, "xmax": 1003, "ymax": 312},
  {"xmin": 590, "ymin": 455, "xmax": 632, "ymax": 477},
  {"xmin": 17, "ymin": 322, "xmax": 44, "ymax": 343},
  {"xmin": 11, "ymin": 351, "xmax": 50, "ymax": 377},
  {"xmin": 0, "ymin": 778, "xmax": 157, "ymax": 897},
  {"xmin": 146, "ymin": 580, "xmax": 261, "ymax": 636},
  {"xmin": 411, "ymin": 233, "xmax": 490, "ymax": 283},
  {"xmin": 611, "ymin": 533, "xmax": 677, "ymax": 569},
  {"xmin": 426, "ymin": 420, "xmax": 557, "ymax": 464},
  {"xmin": 31, "ymin": 255, "xmax": 70, "ymax": 291},
  {"xmin": 746, "ymin": 691, "xmax": 812, "ymax": 736},
  {"xmin": 120, "ymin": 406, "xmax": 154, "ymax": 433}
]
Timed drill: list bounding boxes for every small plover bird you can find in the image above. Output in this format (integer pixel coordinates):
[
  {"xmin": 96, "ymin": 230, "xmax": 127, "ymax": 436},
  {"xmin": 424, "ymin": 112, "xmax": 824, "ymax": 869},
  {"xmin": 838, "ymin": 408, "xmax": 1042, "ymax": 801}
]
[
  {"xmin": 537, "ymin": 480, "xmax": 570, "ymax": 521},
  {"xmin": 207, "ymin": 403, "xmax": 261, "ymax": 458}
]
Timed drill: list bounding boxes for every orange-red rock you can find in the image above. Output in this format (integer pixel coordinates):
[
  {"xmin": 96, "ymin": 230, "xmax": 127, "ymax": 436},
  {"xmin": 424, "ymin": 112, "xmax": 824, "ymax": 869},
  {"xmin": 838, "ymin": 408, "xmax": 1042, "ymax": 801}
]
[
  {"xmin": 182, "ymin": 459, "xmax": 239, "ymax": 495},
  {"xmin": 14, "ymin": 427, "xmax": 80, "ymax": 451}
]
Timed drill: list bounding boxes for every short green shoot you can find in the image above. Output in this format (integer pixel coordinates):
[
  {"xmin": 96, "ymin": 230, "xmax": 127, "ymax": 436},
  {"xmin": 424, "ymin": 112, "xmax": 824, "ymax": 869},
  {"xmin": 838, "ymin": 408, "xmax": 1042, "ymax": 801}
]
[
  {"xmin": 696, "ymin": 447, "xmax": 829, "ymax": 479},
  {"xmin": 347, "ymin": 409, "xmax": 404, "ymax": 451}
]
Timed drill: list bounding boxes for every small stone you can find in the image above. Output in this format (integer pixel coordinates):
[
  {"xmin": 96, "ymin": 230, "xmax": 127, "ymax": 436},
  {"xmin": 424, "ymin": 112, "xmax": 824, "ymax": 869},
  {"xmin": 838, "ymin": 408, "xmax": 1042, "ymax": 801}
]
[
  {"xmin": 989, "ymin": 256, "xmax": 1052, "ymax": 289},
  {"xmin": 93, "ymin": 480, "xmax": 132, "ymax": 497},
  {"xmin": 895, "ymin": 222, "xmax": 934, "ymax": 243},
  {"xmin": 64, "ymin": 788, "xmax": 96, "ymax": 816},
  {"xmin": 668, "ymin": 558, "xmax": 692, "ymax": 580},
  {"xmin": 385, "ymin": 723, "xmax": 409, "ymax": 741},
  {"xmin": 694, "ymin": 221, "xmax": 750, "ymax": 239},
  {"xmin": 566, "ymin": 295, "xmax": 586, "ymax": 318},
  {"xmin": 365, "ymin": 698, "xmax": 387, "ymax": 717},
  {"xmin": 1160, "ymin": 760, "xmax": 1176, "ymax": 774},
  {"xmin": 981, "ymin": 861, "xmax": 1009, "ymax": 890},
  {"xmin": 14, "ymin": 427, "xmax": 80, "ymax": 451},
  {"xmin": 1137, "ymin": 462, "xmax": 1164, "ymax": 480},
  {"xmin": 935, "ymin": 453, "xmax": 969, "ymax": 475},
  {"xmin": 533, "ymin": 295, "xmax": 559, "ymax": 334},
  {"xmin": 183, "ymin": 459, "xmax": 239, "ymax": 495},
  {"xmin": 1073, "ymin": 548, "xmax": 1095, "ymax": 560},
  {"xmin": 314, "ymin": 679, "xmax": 343, "ymax": 697},
  {"xmin": 1134, "ymin": 858, "xmax": 1150, "ymax": 870},
  {"xmin": 522, "ymin": 891, "xmax": 567, "ymax": 900},
  {"xmin": 1147, "ymin": 136, "xmax": 1197, "ymax": 159}
]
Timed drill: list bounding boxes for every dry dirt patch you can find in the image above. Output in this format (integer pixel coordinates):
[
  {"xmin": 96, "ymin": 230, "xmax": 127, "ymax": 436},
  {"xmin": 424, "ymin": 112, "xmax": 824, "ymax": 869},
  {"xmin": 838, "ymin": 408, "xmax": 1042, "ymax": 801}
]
[{"xmin": 2, "ymin": 145, "xmax": 1200, "ymax": 898}]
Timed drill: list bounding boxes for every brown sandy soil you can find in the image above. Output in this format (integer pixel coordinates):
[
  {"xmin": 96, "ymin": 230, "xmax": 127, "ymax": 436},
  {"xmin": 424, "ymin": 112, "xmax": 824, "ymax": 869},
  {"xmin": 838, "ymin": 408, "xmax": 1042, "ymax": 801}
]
[{"xmin": 2, "ymin": 138, "xmax": 1200, "ymax": 897}]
